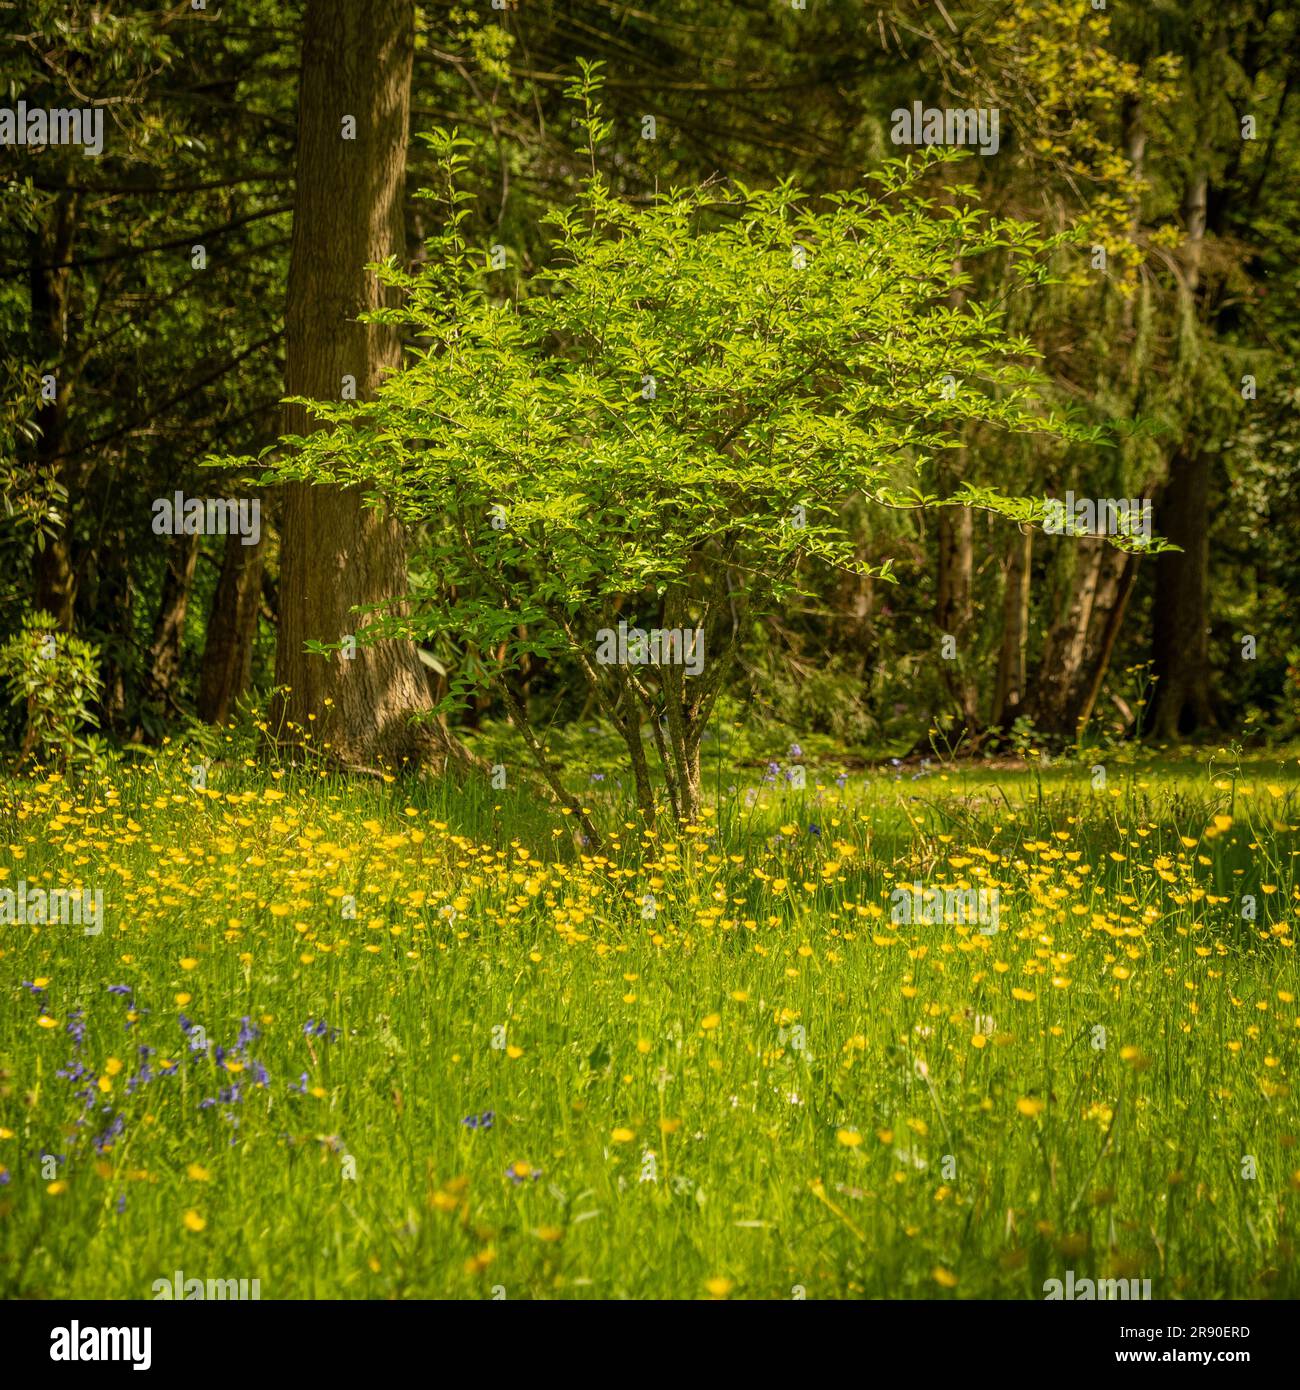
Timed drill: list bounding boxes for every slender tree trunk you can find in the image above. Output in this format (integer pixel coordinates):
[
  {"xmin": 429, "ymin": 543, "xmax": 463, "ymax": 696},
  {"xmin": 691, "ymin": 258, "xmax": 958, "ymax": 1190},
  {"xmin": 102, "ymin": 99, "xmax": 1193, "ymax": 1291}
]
[
  {"xmin": 84, "ymin": 527, "xmax": 134, "ymax": 731},
  {"xmin": 935, "ymin": 500, "xmax": 980, "ymax": 728},
  {"xmin": 1027, "ymin": 539, "xmax": 1134, "ymax": 737},
  {"xmin": 991, "ymin": 527, "xmax": 1031, "ymax": 729},
  {"xmin": 1150, "ymin": 167, "xmax": 1217, "ymax": 739},
  {"xmin": 199, "ymin": 525, "xmax": 265, "ymax": 724},
  {"xmin": 274, "ymin": 0, "xmax": 436, "ymax": 767},
  {"xmin": 145, "ymin": 532, "xmax": 200, "ymax": 710},
  {"xmin": 1151, "ymin": 447, "xmax": 1216, "ymax": 737},
  {"xmin": 29, "ymin": 186, "xmax": 79, "ymax": 630}
]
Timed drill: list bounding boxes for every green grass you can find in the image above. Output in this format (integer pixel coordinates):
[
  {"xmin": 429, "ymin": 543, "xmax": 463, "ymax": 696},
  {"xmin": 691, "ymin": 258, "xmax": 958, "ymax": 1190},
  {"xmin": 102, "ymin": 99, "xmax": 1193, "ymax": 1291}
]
[{"xmin": 1, "ymin": 742, "xmax": 1298, "ymax": 1299}]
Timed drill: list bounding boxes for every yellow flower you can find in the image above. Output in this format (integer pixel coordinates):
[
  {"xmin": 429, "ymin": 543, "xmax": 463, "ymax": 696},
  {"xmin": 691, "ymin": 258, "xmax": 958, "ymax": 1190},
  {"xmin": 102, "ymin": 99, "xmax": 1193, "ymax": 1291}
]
[
  {"xmin": 179, "ymin": 957, "xmax": 198, "ymax": 971},
  {"xmin": 505, "ymin": 1044, "xmax": 524, "ymax": 1059},
  {"xmin": 932, "ymin": 1267, "xmax": 958, "ymax": 1288},
  {"xmin": 836, "ymin": 1128, "xmax": 863, "ymax": 1147},
  {"xmin": 704, "ymin": 1276, "xmax": 733, "ymax": 1298},
  {"xmin": 187, "ymin": 1163, "xmax": 210, "ymax": 1182},
  {"xmin": 183, "ymin": 1210, "xmax": 206, "ymax": 1232},
  {"xmin": 611, "ymin": 1127, "xmax": 635, "ymax": 1143},
  {"xmin": 47, "ymin": 1180, "xmax": 68, "ymax": 1195},
  {"xmin": 1016, "ymin": 1097, "xmax": 1046, "ymax": 1117},
  {"xmin": 37, "ymin": 1015, "xmax": 58, "ymax": 1028},
  {"xmin": 700, "ymin": 1013, "xmax": 721, "ymax": 1031},
  {"xmin": 104, "ymin": 1057, "xmax": 124, "ymax": 1076}
]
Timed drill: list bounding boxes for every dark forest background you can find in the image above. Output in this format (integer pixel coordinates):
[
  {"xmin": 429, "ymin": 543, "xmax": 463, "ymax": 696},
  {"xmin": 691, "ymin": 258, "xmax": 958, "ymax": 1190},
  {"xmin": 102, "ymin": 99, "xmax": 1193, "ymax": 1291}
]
[{"xmin": 3, "ymin": 0, "xmax": 1299, "ymax": 770}]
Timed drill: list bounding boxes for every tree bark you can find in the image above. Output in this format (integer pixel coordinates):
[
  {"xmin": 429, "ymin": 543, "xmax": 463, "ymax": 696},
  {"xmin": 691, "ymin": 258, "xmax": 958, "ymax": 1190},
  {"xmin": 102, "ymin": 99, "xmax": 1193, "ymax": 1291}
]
[
  {"xmin": 1026, "ymin": 538, "xmax": 1134, "ymax": 738},
  {"xmin": 29, "ymin": 185, "xmax": 79, "ymax": 630},
  {"xmin": 274, "ymin": 0, "xmax": 437, "ymax": 767},
  {"xmin": 199, "ymin": 524, "xmax": 265, "ymax": 724},
  {"xmin": 991, "ymin": 527, "xmax": 1031, "ymax": 729},
  {"xmin": 1150, "ymin": 167, "xmax": 1218, "ymax": 739},
  {"xmin": 935, "ymin": 500, "xmax": 980, "ymax": 729},
  {"xmin": 145, "ymin": 532, "xmax": 200, "ymax": 711}
]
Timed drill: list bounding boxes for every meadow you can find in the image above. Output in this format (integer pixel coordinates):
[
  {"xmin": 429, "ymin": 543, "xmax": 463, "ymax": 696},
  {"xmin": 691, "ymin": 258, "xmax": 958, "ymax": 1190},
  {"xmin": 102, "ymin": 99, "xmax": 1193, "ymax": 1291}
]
[{"xmin": 1, "ymin": 738, "xmax": 1297, "ymax": 1300}]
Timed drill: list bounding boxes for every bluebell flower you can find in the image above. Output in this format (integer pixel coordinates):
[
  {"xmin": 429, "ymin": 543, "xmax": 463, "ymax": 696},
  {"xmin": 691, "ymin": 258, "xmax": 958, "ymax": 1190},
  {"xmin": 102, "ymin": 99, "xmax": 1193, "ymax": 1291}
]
[
  {"xmin": 94, "ymin": 1113, "xmax": 125, "ymax": 1154},
  {"xmin": 789, "ymin": 743, "xmax": 803, "ymax": 759}
]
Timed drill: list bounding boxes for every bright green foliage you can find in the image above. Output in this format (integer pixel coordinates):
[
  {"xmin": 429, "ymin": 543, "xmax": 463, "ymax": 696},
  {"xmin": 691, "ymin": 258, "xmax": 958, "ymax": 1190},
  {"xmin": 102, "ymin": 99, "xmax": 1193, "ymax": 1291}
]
[
  {"xmin": 0, "ymin": 610, "xmax": 104, "ymax": 772},
  {"xmin": 252, "ymin": 70, "xmax": 1105, "ymax": 829}
]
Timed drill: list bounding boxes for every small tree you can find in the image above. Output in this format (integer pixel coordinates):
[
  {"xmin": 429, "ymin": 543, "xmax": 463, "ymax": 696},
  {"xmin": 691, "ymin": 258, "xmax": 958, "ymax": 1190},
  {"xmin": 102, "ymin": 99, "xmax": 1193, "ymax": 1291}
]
[
  {"xmin": 0, "ymin": 609, "xmax": 103, "ymax": 772},
  {"xmin": 250, "ymin": 64, "xmax": 1101, "ymax": 842}
]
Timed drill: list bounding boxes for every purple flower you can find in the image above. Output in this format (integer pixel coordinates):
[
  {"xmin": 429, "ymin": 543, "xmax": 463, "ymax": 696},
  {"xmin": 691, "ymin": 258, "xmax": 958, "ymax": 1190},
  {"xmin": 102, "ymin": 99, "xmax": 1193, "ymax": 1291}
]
[
  {"xmin": 789, "ymin": 743, "xmax": 803, "ymax": 759},
  {"xmin": 462, "ymin": 1110, "xmax": 495, "ymax": 1131},
  {"xmin": 114, "ymin": 1194, "xmax": 126, "ymax": 1213},
  {"xmin": 107, "ymin": 984, "xmax": 132, "ymax": 997},
  {"xmin": 94, "ymin": 1113, "xmax": 126, "ymax": 1154}
]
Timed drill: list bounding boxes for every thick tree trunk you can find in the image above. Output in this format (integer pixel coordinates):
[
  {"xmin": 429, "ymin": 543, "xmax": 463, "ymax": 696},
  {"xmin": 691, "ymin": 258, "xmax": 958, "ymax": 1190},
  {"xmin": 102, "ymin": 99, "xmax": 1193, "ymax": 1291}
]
[
  {"xmin": 274, "ymin": 0, "xmax": 436, "ymax": 767},
  {"xmin": 199, "ymin": 525, "xmax": 265, "ymax": 724}
]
